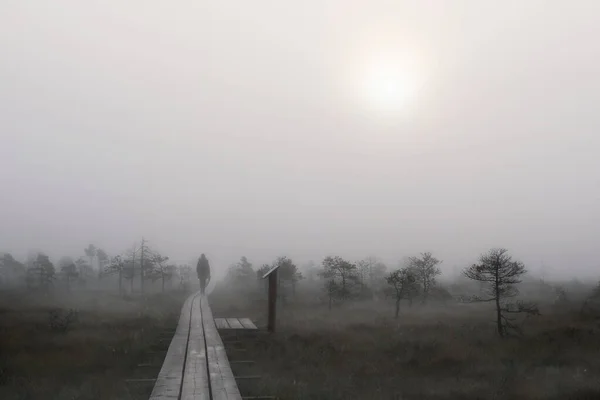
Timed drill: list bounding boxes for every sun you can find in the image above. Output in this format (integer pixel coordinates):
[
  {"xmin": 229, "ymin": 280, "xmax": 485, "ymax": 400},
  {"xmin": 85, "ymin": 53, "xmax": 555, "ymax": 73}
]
[
  {"xmin": 335, "ymin": 39, "xmax": 427, "ymax": 122},
  {"xmin": 362, "ymin": 59, "xmax": 419, "ymax": 116}
]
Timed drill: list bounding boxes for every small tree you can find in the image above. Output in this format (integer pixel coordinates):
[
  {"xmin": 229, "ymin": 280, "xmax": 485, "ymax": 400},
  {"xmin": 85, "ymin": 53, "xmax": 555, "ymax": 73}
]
[
  {"xmin": 0, "ymin": 253, "xmax": 25, "ymax": 287},
  {"xmin": 580, "ymin": 281, "xmax": 600, "ymax": 314},
  {"xmin": 75, "ymin": 257, "xmax": 94, "ymax": 288},
  {"xmin": 27, "ymin": 253, "xmax": 55, "ymax": 291},
  {"xmin": 138, "ymin": 238, "xmax": 152, "ymax": 294},
  {"xmin": 386, "ymin": 267, "xmax": 418, "ymax": 318},
  {"xmin": 324, "ymin": 279, "xmax": 339, "ymax": 310},
  {"xmin": 226, "ymin": 256, "xmax": 255, "ymax": 287},
  {"xmin": 84, "ymin": 244, "xmax": 97, "ymax": 270},
  {"xmin": 320, "ymin": 256, "xmax": 359, "ymax": 303},
  {"xmin": 408, "ymin": 252, "xmax": 442, "ymax": 304},
  {"xmin": 58, "ymin": 256, "xmax": 79, "ymax": 291},
  {"xmin": 177, "ymin": 265, "xmax": 192, "ymax": 291},
  {"xmin": 96, "ymin": 248, "xmax": 109, "ymax": 278},
  {"xmin": 356, "ymin": 257, "xmax": 374, "ymax": 290},
  {"xmin": 104, "ymin": 255, "xmax": 126, "ymax": 294},
  {"xmin": 276, "ymin": 256, "xmax": 303, "ymax": 299},
  {"xmin": 123, "ymin": 245, "xmax": 139, "ymax": 293},
  {"xmin": 464, "ymin": 248, "xmax": 539, "ymax": 337},
  {"xmin": 553, "ymin": 285, "xmax": 569, "ymax": 306},
  {"xmin": 147, "ymin": 253, "xmax": 174, "ymax": 292}
]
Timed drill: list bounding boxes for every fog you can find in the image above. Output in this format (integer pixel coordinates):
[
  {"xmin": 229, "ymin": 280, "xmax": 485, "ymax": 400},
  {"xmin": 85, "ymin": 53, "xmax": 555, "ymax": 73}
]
[{"xmin": 1, "ymin": 1, "xmax": 599, "ymax": 278}]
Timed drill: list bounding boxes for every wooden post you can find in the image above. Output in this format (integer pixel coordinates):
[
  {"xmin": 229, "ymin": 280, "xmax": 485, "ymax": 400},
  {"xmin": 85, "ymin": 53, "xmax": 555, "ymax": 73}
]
[
  {"xmin": 140, "ymin": 237, "xmax": 145, "ymax": 295},
  {"xmin": 262, "ymin": 263, "xmax": 281, "ymax": 333},
  {"xmin": 267, "ymin": 269, "xmax": 278, "ymax": 333}
]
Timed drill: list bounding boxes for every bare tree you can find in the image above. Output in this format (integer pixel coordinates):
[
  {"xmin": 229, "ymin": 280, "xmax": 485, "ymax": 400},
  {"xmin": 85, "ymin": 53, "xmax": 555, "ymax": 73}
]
[
  {"xmin": 276, "ymin": 256, "xmax": 303, "ymax": 299},
  {"xmin": 464, "ymin": 248, "xmax": 539, "ymax": 337},
  {"xmin": 408, "ymin": 252, "xmax": 442, "ymax": 304},
  {"xmin": 96, "ymin": 248, "xmax": 109, "ymax": 278},
  {"xmin": 139, "ymin": 238, "xmax": 149, "ymax": 294},
  {"xmin": 227, "ymin": 256, "xmax": 255, "ymax": 287},
  {"xmin": 0, "ymin": 253, "xmax": 25, "ymax": 287},
  {"xmin": 177, "ymin": 264, "xmax": 192, "ymax": 291},
  {"xmin": 386, "ymin": 267, "xmax": 418, "ymax": 318},
  {"xmin": 104, "ymin": 255, "xmax": 126, "ymax": 294},
  {"xmin": 581, "ymin": 280, "xmax": 600, "ymax": 314},
  {"xmin": 356, "ymin": 257, "xmax": 375, "ymax": 290},
  {"xmin": 324, "ymin": 279, "xmax": 339, "ymax": 310},
  {"xmin": 147, "ymin": 253, "xmax": 174, "ymax": 292},
  {"xmin": 124, "ymin": 244, "xmax": 139, "ymax": 293},
  {"xmin": 58, "ymin": 256, "xmax": 78, "ymax": 292},
  {"xmin": 84, "ymin": 244, "xmax": 97, "ymax": 270},
  {"xmin": 75, "ymin": 257, "xmax": 94, "ymax": 288},
  {"xmin": 553, "ymin": 285, "xmax": 569, "ymax": 306},
  {"xmin": 320, "ymin": 256, "xmax": 358, "ymax": 303},
  {"xmin": 26, "ymin": 253, "xmax": 55, "ymax": 291}
]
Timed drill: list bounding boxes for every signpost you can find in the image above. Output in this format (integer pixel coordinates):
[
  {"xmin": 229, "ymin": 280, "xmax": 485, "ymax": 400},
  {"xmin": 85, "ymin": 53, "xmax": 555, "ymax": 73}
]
[{"xmin": 262, "ymin": 264, "xmax": 281, "ymax": 333}]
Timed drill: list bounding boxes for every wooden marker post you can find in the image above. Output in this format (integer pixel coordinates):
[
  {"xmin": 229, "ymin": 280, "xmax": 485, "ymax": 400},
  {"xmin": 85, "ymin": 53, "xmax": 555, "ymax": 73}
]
[
  {"xmin": 267, "ymin": 269, "xmax": 277, "ymax": 332},
  {"xmin": 262, "ymin": 264, "xmax": 281, "ymax": 333}
]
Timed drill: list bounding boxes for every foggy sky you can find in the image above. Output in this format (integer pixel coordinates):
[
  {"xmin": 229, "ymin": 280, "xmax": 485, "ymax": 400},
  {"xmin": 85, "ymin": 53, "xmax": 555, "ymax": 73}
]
[{"xmin": 1, "ymin": 1, "xmax": 599, "ymax": 278}]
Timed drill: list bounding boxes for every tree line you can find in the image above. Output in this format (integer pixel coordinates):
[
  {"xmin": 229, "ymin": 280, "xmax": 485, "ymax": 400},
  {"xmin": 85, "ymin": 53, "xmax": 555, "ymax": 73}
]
[
  {"xmin": 0, "ymin": 239, "xmax": 194, "ymax": 295},
  {"xmin": 221, "ymin": 248, "xmax": 600, "ymax": 337}
]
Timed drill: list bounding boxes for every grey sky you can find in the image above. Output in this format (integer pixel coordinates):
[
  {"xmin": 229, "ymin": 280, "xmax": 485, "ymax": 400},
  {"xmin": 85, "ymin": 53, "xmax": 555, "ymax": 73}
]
[{"xmin": 1, "ymin": 1, "xmax": 599, "ymax": 277}]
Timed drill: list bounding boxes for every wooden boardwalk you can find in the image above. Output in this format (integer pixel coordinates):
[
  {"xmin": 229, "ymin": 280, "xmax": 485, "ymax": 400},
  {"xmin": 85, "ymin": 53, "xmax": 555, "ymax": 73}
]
[
  {"xmin": 214, "ymin": 318, "xmax": 258, "ymax": 330},
  {"xmin": 149, "ymin": 292, "xmax": 242, "ymax": 400}
]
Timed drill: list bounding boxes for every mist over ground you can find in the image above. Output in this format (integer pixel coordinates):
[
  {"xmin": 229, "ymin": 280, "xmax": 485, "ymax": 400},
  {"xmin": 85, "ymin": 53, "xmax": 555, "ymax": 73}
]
[{"xmin": 1, "ymin": 1, "xmax": 599, "ymax": 280}]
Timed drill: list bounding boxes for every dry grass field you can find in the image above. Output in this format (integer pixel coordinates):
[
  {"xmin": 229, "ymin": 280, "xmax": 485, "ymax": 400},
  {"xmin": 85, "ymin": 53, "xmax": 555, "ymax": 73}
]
[
  {"xmin": 210, "ymin": 284, "xmax": 600, "ymax": 400},
  {"xmin": 2, "ymin": 279, "xmax": 598, "ymax": 400},
  {"xmin": 0, "ymin": 289, "xmax": 187, "ymax": 400}
]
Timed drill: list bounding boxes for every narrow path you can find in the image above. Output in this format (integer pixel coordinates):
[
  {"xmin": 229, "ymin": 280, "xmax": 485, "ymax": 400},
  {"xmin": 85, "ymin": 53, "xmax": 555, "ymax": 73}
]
[{"xmin": 149, "ymin": 289, "xmax": 242, "ymax": 400}]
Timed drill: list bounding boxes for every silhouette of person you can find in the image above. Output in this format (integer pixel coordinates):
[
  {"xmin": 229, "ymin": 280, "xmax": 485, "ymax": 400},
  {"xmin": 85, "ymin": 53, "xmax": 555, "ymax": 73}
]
[{"xmin": 197, "ymin": 254, "xmax": 211, "ymax": 295}]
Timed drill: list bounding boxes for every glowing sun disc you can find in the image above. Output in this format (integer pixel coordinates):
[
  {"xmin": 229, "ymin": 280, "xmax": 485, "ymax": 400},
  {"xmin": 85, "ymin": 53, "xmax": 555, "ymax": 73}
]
[{"xmin": 362, "ymin": 61, "xmax": 418, "ymax": 115}]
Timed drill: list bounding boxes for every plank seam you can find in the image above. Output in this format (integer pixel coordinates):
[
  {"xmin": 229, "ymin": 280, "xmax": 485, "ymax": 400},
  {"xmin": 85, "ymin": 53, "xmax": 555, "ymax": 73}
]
[
  {"xmin": 200, "ymin": 295, "xmax": 214, "ymax": 400},
  {"xmin": 178, "ymin": 292, "xmax": 200, "ymax": 400}
]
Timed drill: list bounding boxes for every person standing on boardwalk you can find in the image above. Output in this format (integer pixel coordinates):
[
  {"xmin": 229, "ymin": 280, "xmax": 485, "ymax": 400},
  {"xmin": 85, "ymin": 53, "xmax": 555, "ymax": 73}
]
[{"xmin": 197, "ymin": 254, "xmax": 211, "ymax": 295}]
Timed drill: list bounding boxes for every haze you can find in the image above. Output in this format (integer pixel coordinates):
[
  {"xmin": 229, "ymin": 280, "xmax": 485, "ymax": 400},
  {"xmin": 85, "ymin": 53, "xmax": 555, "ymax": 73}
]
[{"xmin": 1, "ymin": 1, "xmax": 599, "ymax": 278}]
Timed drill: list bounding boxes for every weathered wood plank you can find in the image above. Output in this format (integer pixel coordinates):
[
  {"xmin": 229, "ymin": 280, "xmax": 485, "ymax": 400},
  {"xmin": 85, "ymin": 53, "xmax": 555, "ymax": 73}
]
[
  {"xmin": 226, "ymin": 318, "xmax": 244, "ymax": 330},
  {"xmin": 149, "ymin": 292, "xmax": 197, "ymax": 400},
  {"xmin": 150, "ymin": 287, "xmax": 240, "ymax": 400},
  {"xmin": 180, "ymin": 295, "xmax": 210, "ymax": 400},
  {"xmin": 201, "ymin": 297, "xmax": 242, "ymax": 400},
  {"xmin": 215, "ymin": 318, "xmax": 231, "ymax": 330},
  {"xmin": 237, "ymin": 318, "xmax": 258, "ymax": 330}
]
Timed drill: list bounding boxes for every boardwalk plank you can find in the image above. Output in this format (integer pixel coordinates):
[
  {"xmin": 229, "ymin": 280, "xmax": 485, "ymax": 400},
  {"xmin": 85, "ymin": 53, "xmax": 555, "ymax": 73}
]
[
  {"xmin": 150, "ymin": 291, "xmax": 242, "ymax": 400},
  {"xmin": 215, "ymin": 318, "xmax": 231, "ymax": 330},
  {"xmin": 149, "ymin": 292, "xmax": 196, "ymax": 400},
  {"xmin": 227, "ymin": 318, "xmax": 245, "ymax": 330},
  {"xmin": 237, "ymin": 318, "xmax": 258, "ymax": 330},
  {"xmin": 180, "ymin": 295, "xmax": 210, "ymax": 400},
  {"xmin": 202, "ymin": 297, "xmax": 243, "ymax": 400}
]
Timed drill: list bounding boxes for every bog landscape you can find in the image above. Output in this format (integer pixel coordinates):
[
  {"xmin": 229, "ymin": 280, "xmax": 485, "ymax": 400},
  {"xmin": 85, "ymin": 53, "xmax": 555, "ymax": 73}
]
[
  {"xmin": 1, "ymin": 246, "xmax": 600, "ymax": 399},
  {"xmin": 2, "ymin": 2, "xmax": 599, "ymax": 399}
]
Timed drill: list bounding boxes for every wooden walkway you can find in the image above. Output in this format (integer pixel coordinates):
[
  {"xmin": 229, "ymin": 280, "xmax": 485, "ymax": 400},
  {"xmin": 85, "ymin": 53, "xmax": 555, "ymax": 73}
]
[
  {"xmin": 149, "ymin": 292, "xmax": 242, "ymax": 400},
  {"xmin": 214, "ymin": 318, "xmax": 257, "ymax": 330}
]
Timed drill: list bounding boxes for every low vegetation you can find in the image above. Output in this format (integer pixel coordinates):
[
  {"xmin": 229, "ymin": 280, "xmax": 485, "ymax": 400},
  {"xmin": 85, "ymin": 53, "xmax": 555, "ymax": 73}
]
[
  {"xmin": 0, "ymin": 289, "xmax": 187, "ymax": 400},
  {"xmin": 0, "ymin": 240, "xmax": 193, "ymax": 400},
  {"xmin": 211, "ymin": 251, "xmax": 600, "ymax": 400},
  {"xmin": 3, "ymin": 244, "xmax": 600, "ymax": 399}
]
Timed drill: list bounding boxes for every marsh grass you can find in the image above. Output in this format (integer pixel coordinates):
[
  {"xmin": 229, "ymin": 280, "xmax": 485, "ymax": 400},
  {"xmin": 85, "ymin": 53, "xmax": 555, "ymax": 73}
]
[
  {"xmin": 210, "ymin": 285, "xmax": 600, "ymax": 400},
  {"xmin": 0, "ymin": 289, "xmax": 187, "ymax": 400}
]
